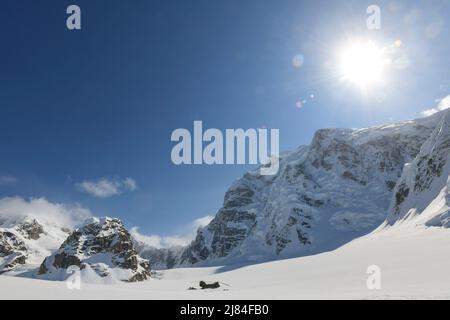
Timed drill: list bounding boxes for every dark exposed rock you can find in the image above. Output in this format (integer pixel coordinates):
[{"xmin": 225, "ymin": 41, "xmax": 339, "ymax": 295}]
[
  {"xmin": 52, "ymin": 252, "xmax": 82, "ymax": 269},
  {"xmin": 385, "ymin": 180, "xmax": 397, "ymax": 191},
  {"xmin": 394, "ymin": 183, "xmax": 410, "ymax": 214},
  {"xmin": 17, "ymin": 219, "xmax": 44, "ymax": 240},
  {"xmin": 342, "ymin": 171, "xmax": 367, "ymax": 185}
]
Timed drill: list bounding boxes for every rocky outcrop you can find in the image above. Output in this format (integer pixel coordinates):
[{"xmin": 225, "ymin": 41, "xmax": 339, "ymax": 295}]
[
  {"xmin": 38, "ymin": 217, "xmax": 151, "ymax": 282},
  {"xmin": 17, "ymin": 219, "xmax": 44, "ymax": 240}
]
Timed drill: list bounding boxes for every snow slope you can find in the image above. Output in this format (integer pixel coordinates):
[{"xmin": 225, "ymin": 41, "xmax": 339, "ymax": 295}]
[{"xmin": 1, "ymin": 225, "xmax": 449, "ymax": 299}]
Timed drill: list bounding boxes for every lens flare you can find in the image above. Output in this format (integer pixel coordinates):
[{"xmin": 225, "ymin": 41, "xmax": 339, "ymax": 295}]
[
  {"xmin": 339, "ymin": 41, "xmax": 386, "ymax": 88},
  {"xmin": 292, "ymin": 54, "xmax": 305, "ymax": 68}
]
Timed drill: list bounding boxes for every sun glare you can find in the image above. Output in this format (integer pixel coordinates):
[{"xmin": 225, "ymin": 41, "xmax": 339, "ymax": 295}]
[{"xmin": 339, "ymin": 41, "xmax": 387, "ymax": 88}]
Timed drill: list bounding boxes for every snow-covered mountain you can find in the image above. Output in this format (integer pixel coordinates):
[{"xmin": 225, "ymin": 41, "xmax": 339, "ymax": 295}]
[
  {"xmin": 385, "ymin": 110, "xmax": 450, "ymax": 228},
  {"xmin": 38, "ymin": 217, "xmax": 151, "ymax": 283},
  {"xmin": 2, "ymin": 109, "xmax": 449, "ymax": 280},
  {"xmin": 141, "ymin": 111, "xmax": 447, "ymax": 268},
  {"xmin": 0, "ymin": 217, "xmax": 71, "ymax": 274}
]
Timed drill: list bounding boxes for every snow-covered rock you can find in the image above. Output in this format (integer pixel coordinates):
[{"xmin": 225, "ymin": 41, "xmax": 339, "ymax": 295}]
[
  {"xmin": 0, "ymin": 217, "xmax": 70, "ymax": 274},
  {"xmin": 385, "ymin": 110, "xmax": 450, "ymax": 228},
  {"xmin": 147, "ymin": 111, "xmax": 444, "ymax": 268},
  {"xmin": 38, "ymin": 217, "xmax": 151, "ymax": 283},
  {"xmin": 0, "ymin": 231, "xmax": 27, "ymax": 274}
]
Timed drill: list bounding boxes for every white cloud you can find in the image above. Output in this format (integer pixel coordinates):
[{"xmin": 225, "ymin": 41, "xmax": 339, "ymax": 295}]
[
  {"xmin": 422, "ymin": 95, "xmax": 450, "ymax": 117},
  {"xmin": 0, "ymin": 175, "xmax": 17, "ymax": 185},
  {"xmin": 75, "ymin": 177, "xmax": 137, "ymax": 198},
  {"xmin": 123, "ymin": 178, "xmax": 137, "ymax": 191},
  {"xmin": 0, "ymin": 197, "xmax": 91, "ymax": 228},
  {"xmin": 130, "ymin": 215, "xmax": 214, "ymax": 249}
]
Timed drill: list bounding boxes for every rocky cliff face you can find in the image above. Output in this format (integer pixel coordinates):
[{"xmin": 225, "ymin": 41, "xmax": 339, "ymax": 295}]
[
  {"xmin": 386, "ymin": 110, "xmax": 450, "ymax": 228},
  {"xmin": 143, "ymin": 112, "xmax": 444, "ymax": 268},
  {"xmin": 38, "ymin": 217, "xmax": 151, "ymax": 282}
]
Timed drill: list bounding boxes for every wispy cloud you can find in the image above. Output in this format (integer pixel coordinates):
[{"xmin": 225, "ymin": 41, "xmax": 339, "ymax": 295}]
[
  {"xmin": 75, "ymin": 177, "xmax": 137, "ymax": 198},
  {"xmin": 422, "ymin": 95, "xmax": 450, "ymax": 117},
  {"xmin": 0, "ymin": 175, "xmax": 18, "ymax": 185},
  {"xmin": 0, "ymin": 197, "xmax": 91, "ymax": 228},
  {"xmin": 130, "ymin": 215, "xmax": 214, "ymax": 249}
]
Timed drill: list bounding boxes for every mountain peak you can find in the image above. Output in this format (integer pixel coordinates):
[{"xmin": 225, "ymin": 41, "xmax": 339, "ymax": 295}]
[{"xmin": 38, "ymin": 216, "xmax": 151, "ymax": 283}]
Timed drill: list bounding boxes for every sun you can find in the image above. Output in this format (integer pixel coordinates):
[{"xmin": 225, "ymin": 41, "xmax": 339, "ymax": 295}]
[{"xmin": 339, "ymin": 41, "xmax": 387, "ymax": 88}]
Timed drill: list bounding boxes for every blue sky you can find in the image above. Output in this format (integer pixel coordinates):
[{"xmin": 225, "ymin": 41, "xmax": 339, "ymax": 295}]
[{"xmin": 0, "ymin": 0, "xmax": 449, "ymax": 239}]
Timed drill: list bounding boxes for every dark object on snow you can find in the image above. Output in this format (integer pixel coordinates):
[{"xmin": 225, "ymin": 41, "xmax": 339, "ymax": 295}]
[{"xmin": 199, "ymin": 281, "xmax": 220, "ymax": 289}]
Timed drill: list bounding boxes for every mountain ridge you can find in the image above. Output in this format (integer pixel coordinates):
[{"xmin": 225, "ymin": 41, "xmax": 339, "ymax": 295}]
[{"xmin": 138, "ymin": 110, "xmax": 448, "ymax": 268}]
